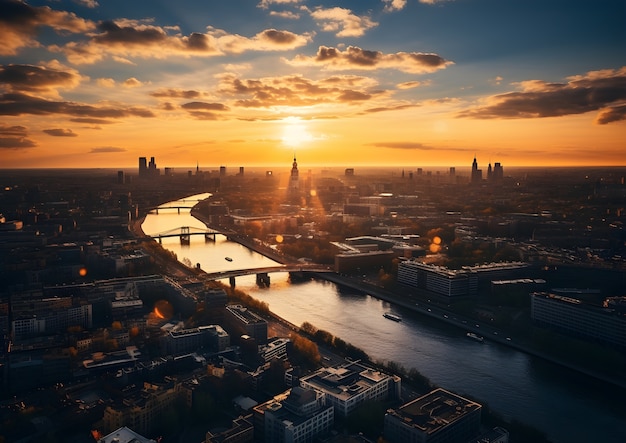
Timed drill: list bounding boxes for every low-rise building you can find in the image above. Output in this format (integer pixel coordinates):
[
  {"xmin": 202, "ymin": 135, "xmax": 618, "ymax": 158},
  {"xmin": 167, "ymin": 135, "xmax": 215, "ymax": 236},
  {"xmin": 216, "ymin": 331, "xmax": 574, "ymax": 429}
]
[
  {"xmin": 299, "ymin": 361, "xmax": 401, "ymax": 417},
  {"xmin": 253, "ymin": 387, "xmax": 334, "ymax": 443},
  {"xmin": 531, "ymin": 292, "xmax": 626, "ymax": 349},
  {"xmin": 384, "ymin": 388, "xmax": 482, "ymax": 443}
]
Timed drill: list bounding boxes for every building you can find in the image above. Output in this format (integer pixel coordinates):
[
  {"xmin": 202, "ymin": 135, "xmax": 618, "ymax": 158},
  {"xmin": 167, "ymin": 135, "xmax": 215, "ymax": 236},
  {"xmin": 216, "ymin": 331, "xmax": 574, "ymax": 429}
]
[
  {"xmin": 102, "ymin": 380, "xmax": 179, "ymax": 435},
  {"xmin": 224, "ymin": 304, "xmax": 268, "ymax": 344},
  {"xmin": 160, "ymin": 324, "xmax": 230, "ymax": 355},
  {"xmin": 289, "ymin": 155, "xmax": 299, "ymax": 192},
  {"xmin": 259, "ymin": 337, "xmax": 290, "ymax": 363},
  {"xmin": 253, "ymin": 387, "xmax": 334, "ymax": 443},
  {"xmin": 384, "ymin": 388, "xmax": 482, "ymax": 443},
  {"xmin": 205, "ymin": 415, "xmax": 254, "ymax": 443},
  {"xmin": 471, "ymin": 156, "xmax": 482, "ymax": 184},
  {"xmin": 398, "ymin": 260, "xmax": 529, "ymax": 298},
  {"xmin": 299, "ymin": 361, "xmax": 401, "ymax": 417},
  {"xmin": 531, "ymin": 292, "xmax": 626, "ymax": 349},
  {"xmin": 97, "ymin": 426, "xmax": 156, "ymax": 443}
]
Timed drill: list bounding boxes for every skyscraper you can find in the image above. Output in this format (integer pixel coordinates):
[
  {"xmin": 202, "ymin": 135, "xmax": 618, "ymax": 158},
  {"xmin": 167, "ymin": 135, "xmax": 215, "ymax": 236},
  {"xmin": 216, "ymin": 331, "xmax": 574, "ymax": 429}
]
[
  {"xmin": 289, "ymin": 154, "xmax": 299, "ymax": 192},
  {"xmin": 471, "ymin": 156, "xmax": 482, "ymax": 184}
]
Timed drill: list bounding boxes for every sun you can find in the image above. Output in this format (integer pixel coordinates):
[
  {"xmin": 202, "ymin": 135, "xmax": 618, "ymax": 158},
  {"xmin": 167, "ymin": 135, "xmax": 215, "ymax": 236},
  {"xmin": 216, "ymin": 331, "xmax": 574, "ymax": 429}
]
[{"xmin": 281, "ymin": 117, "xmax": 314, "ymax": 147}]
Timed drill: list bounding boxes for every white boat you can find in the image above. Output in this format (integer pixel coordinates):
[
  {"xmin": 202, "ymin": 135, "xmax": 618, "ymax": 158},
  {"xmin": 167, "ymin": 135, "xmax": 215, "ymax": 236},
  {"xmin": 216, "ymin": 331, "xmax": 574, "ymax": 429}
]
[
  {"xmin": 466, "ymin": 332, "xmax": 484, "ymax": 342},
  {"xmin": 383, "ymin": 312, "xmax": 402, "ymax": 322}
]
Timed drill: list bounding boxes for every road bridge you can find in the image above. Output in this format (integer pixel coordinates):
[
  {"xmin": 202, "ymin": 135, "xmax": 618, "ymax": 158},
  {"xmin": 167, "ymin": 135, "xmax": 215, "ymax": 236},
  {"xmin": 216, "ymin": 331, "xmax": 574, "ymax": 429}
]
[
  {"xmin": 200, "ymin": 264, "xmax": 333, "ymax": 287},
  {"xmin": 150, "ymin": 226, "xmax": 223, "ymax": 244}
]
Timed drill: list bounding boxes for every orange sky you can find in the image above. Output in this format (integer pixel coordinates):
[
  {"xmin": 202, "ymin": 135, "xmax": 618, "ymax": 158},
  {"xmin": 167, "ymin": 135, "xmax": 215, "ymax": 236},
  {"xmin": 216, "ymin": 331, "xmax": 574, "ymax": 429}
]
[{"xmin": 1, "ymin": 1, "xmax": 625, "ymax": 169}]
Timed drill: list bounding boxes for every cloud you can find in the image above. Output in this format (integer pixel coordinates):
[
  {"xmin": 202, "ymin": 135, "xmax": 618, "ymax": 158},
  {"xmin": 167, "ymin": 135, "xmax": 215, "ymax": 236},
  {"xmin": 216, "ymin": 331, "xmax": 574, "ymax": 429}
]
[
  {"xmin": 181, "ymin": 101, "xmax": 230, "ymax": 119},
  {"xmin": 181, "ymin": 102, "xmax": 229, "ymax": 111},
  {"xmin": 43, "ymin": 128, "xmax": 78, "ymax": 137},
  {"xmin": 212, "ymin": 28, "xmax": 312, "ymax": 54},
  {"xmin": 383, "ymin": 0, "xmax": 407, "ymax": 12},
  {"xmin": 258, "ymin": 0, "xmax": 303, "ymax": 9},
  {"xmin": 97, "ymin": 78, "xmax": 116, "ymax": 88},
  {"xmin": 0, "ymin": 92, "xmax": 156, "ymax": 119},
  {"xmin": 75, "ymin": 0, "xmax": 99, "ymax": 8},
  {"xmin": 89, "ymin": 146, "xmax": 126, "ymax": 153},
  {"xmin": 397, "ymin": 80, "xmax": 429, "ymax": 89},
  {"xmin": 0, "ymin": 0, "xmax": 95, "ymax": 56},
  {"xmin": 70, "ymin": 117, "xmax": 116, "ymax": 124},
  {"xmin": 0, "ymin": 63, "xmax": 82, "ymax": 94},
  {"xmin": 459, "ymin": 67, "xmax": 626, "ymax": 124},
  {"xmin": 595, "ymin": 104, "xmax": 626, "ymax": 125},
  {"xmin": 0, "ymin": 124, "xmax": 36, "ymax": 149},
  {"xmin": 309, "ymin": 7, "xmax": 378, "ymax": 37},
  {"xmin": 151, "ymin": 89, "xmax": 203, "ymax": 99},
  {"xmin": 269, "ymin": 10, "xmax": 301, "ymax": 19},
  {"xmin": 52, "ymin": 18, "xmax": 311, "ymax": 64},
  {"xmin": 123, "ymin": 77, "xmax": 143, "ymax": 87},
  {"xmin": 363, "ymin": 104, "xmax": 417, "ymax": 114},
  {"xmin": 216, "ymin": 73, "xmax": 383, "ymax": 108},
  {"xmin": 287, "ymin": 46, "xmax": 453, "ymax": 74},
  {"xmin": 368, "ymin": 141, "xmax": 436, "ymax": 150}
]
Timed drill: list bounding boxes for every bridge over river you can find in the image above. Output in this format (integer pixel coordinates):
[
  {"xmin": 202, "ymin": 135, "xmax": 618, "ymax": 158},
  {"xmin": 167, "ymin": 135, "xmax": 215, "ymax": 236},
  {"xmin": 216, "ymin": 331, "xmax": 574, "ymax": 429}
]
[{"xmin": 201, "ymin": 264, "xmax": 333, "ymax": 287}]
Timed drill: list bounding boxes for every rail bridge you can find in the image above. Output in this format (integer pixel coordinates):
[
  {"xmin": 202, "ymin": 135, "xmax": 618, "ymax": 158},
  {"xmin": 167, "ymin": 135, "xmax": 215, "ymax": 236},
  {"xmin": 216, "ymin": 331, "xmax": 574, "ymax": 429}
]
[{"xmin": 146, "ymin": 205, "xmax": 196, "ymax": 215}]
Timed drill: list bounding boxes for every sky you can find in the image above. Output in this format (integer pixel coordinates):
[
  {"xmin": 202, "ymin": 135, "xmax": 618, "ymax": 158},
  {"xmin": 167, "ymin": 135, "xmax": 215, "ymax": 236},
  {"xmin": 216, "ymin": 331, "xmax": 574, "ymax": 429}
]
[{"xmin": 1, "ymin": 0, "xmax": 625, "ymax": 169}]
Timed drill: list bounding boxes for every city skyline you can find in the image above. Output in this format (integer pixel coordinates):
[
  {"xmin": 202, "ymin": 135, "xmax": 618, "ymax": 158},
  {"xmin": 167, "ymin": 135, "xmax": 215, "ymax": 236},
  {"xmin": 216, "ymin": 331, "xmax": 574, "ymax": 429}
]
[{"xmin": 1, "ymin": 0, "xmax": 625, "ymax": 169}]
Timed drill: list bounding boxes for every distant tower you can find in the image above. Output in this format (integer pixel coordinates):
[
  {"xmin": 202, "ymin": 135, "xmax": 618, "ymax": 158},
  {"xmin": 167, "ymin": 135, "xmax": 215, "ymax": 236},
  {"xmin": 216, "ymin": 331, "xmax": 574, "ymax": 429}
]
[
  {"xmin": 138, "ymin": 157, "xmax": 147, "ymax": 177},
  {"xmin": 289, "ymin": 154, "xmax": 299, "ymax": 192},
  {"xmin": 493, "ymin": 162, "xmax": 503, "ymax": 181},
  {"xmin": 487, "ymin": 163, "xmax": 492, "ymax": 180},
  {"xmin": 471, "ymin": 156, "xmax": 482, "ymax": 184}
]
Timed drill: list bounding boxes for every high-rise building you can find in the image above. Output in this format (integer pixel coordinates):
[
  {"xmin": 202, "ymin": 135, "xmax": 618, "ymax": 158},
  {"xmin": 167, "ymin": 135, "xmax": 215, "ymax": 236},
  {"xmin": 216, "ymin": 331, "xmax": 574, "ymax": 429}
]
[
  {"xmin": 471, "ymin": 156, "xmax": 482, "ymax": 184},
  {"xmin": 289, "ymin": 155, "xmax": 299, "ymax": 192},
  {"xmin": 138, "ymin": 157, "xmax": 147, "ymax": 177}
]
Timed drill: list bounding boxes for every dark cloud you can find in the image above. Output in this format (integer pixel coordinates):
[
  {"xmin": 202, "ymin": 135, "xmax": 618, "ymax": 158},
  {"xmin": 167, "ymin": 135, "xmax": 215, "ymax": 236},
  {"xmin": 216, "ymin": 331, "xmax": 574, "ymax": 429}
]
[
  {"xmin": 0, "ymin": 0, "xmax": 94, "ymax": 55},
  {"xmin": 70, "ymin": 117, "xmax": 116, "ymax": 124},
  {"xmin": 0, "ymin": 92, "xmax": 155, "ymax": 118},
  {"xmin": 94, "ymin": 20, "xmax": 167, "ymax": 45},
  {"xmin": 259, "ymin": 29, "xmax": 299, "ymax": 45},
  {"xmin": 186, "ymin": 111, "xmax": 220, "ymax": 120},
  {"xmin": 288, "ymin": 46, "xmax": 453, "ymax": 74},
  {"xmin": 363, "ymin": 104, "xmax": 416, "ymax": 113},
  {"xmin": 0, "ymin": 124, "xmax": 36, "ymax": 149},
  {"xmin": 459, "ymin": 67, "xmax": 626, "ymax": 124},
  {"xmin": 89, "ymin": 146, "xmax": 126, "ymax": 153},
  {"xmin": 43, "ymin": 128, "xmax": 78, "ymax": 137},
  {"xmin": 150, "ymin": 89, "xmax": 202, "ymax": 99},
  {"xmin": 0, "ymin": 64, "xmax": 81, "ymax": 93},
  {"xmin": 181, "ymin": 102, "xmax": 229, "ymax": 111},
  {"xmin": 595, "ymin": 104, "xmax": 626, "ymax": 125}
]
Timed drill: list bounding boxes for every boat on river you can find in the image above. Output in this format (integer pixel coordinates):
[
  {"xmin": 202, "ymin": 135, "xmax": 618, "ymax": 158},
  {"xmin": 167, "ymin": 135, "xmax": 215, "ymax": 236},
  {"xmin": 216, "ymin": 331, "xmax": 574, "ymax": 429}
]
[
  {"xmin": 466, "ymin": 332, "xmax": 484, "ymax": 342},
  {"xmin": 383, "ymin": 312, "xmax": 402, "ymax": 322},
  {"xmin": 225, "ymin": 257, "xmax": 233, "ymax": 262}
]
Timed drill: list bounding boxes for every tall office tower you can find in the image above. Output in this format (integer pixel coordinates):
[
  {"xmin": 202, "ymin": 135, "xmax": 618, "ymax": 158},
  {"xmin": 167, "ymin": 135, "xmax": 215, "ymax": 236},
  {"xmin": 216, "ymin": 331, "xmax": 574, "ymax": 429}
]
[
  {"xmin": 417, "ymin": 168, "xmax": 423, "ymax": 175},
  {"xmin": 239, "ymin": 166, "xmax": 244, "ymax": 176},
  {"xmin": 493, "ymin": 162, "xmax": 504, "ymax": 181},
  {"xmin": 487, "ymin": 162, "xmax": 492, "ymax": 180},
  {"xmin": 471, "ymin": 156, "xmax": 482, "ymax": 184},
  {"xmin": 138, "ymin": 157, "xmax": 147, "ymax": 177},
  {"xmin": 148, "ymin": 157, "xmax": 156, "ymax": 174},
  {"xmin": 289, "ymin": 154, "xmax": 299, "ymax": 192},
  {"xmin": 449, "ymin": 167, "xmax": 456, "ymax": 184},
  {"xmin": 220, "ymin": 166, "xmax": 226, "ymax": 176},
  {"xmin": 117, "ymin": 170, "xmax": 124, "ymax": 184}
]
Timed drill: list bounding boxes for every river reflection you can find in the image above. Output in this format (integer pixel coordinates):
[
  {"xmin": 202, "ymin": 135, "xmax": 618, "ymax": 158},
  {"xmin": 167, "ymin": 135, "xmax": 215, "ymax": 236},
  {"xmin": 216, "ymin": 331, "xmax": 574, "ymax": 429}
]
[{"xmin": 141, "ymin": 195, "xmax": 626, "ymax": 443}]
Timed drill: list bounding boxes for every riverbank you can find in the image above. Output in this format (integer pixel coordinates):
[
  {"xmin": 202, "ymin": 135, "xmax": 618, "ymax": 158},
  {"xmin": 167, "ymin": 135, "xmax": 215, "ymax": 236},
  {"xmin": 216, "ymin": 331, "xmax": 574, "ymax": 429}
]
[{"xmin": 317, "ymin": 272, "xmax": 626, "ymax": 391}]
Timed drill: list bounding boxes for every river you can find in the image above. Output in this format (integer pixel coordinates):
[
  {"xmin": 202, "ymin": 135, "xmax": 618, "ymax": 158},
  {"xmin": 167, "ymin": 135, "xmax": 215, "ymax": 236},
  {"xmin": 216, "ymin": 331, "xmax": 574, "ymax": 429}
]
[{"xmin": 141, "ymin": 194, "xmax": 626, "ymax": 443}]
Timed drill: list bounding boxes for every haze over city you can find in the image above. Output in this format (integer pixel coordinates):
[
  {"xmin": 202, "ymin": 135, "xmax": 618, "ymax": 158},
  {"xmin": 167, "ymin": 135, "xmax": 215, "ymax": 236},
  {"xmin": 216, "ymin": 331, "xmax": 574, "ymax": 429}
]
[{"xmin": 1, "ymin": 0, "xmax": 625, "ymax": 169}]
